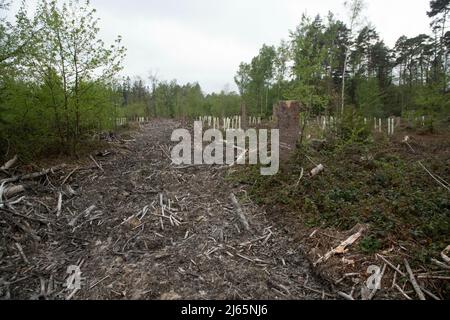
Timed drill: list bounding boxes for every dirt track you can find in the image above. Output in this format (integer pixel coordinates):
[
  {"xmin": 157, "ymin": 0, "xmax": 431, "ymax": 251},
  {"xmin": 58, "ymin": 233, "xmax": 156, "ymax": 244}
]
[{"xmin": 1, "ymin": 119, "xmax": 327, "ymax": 300}]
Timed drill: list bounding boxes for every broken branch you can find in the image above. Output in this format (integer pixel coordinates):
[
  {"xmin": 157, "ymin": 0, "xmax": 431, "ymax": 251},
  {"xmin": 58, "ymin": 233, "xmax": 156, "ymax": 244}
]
[
  {"xmin": 404, "ymin": 259, "xmax": 426, "ymax": 300},
  {"xmin": 0, "ymin": 164, "xmax": 66, "ymax": 184},
  {"xmin": 230, "ymin": 193, "xmax": 250, "ymax": 232},
  {"xmin": 4, "ymin": 185, "xmax": 25, "ymax": 198},
  {"xmin": 315, "ymin": 227, "xmax": 364, "ymax": 265}
]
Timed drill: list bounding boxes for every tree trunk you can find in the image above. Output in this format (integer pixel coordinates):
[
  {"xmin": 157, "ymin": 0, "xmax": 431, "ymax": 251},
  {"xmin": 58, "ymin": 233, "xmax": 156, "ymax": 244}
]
[
  {"xmin": 341, "ymin": 48, "xmax": 350, "ymax": 116},
  {"xmin": 56, "ymin": 30, "xmax": 69, "ymax": 145}
]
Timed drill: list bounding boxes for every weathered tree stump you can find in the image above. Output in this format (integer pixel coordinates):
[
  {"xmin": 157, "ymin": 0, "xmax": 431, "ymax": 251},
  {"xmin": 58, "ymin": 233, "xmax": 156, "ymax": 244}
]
[{"xmin": 273, "ymin": 101, "xmax": 301, "ymax": 161}]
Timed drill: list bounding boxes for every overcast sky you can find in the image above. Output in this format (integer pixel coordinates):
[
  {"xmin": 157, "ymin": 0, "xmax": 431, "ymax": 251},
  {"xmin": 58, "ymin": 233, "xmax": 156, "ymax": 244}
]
[{"xmin": 13, "ymin": 0, "xmax": 433, "ymax": 93}]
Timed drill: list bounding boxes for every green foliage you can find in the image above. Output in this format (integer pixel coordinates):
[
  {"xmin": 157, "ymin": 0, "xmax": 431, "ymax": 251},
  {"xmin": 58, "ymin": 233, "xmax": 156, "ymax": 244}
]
[
  {"xmin": 1, "ymin": 0, "xmax": 449, "ymax": 160},
  {"xmin": 235, "ymin": 1, "xmax": 449, "ymax": 119},
  {"xmin": 355, "ymin": 78, "xmax": 384, "ymax": 117},
  {"xmin": 360, "ymin": 235, "xmax": 382, "ymax": 254},
  {"xmin": 0, "ymin": 0, "xmax": 126, "ymax": 158},
  {"xmin": 118, "ymin": 75, "xmax": 241, "ymax": 119},
  {"xmin": 413, "ymin": 84, "xmax": 450, "ymax": 117},
  {"xmin": 286, "ymin": 15, "xmax": 332, "ymax": 113},
  {"xmin": 235, "ymin": 45, "xmax": 277, "ymax": 117},
  {"xmin": 337, "ymin": 109, "xmax": 372, "ymax": 145}
]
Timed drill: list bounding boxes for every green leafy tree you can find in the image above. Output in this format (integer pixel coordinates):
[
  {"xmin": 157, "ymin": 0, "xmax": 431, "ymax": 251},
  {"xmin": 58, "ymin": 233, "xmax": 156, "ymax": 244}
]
[
  {"xmin": 1, "ymin": 0, "xmax": 126, "ymax": 157},
  {"xmin": 288, "ymin": 14, "xmax": 329, "ymax": 114},
  {"xmin": 25, "ymin": 0, "xmax": 126, "ymax": 148}
]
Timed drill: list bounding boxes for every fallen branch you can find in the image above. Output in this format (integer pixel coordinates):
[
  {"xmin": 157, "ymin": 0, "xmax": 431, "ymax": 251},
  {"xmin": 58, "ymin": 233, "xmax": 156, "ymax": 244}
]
[
  {"xmin": 89, "ymin": 155, "xmax": 104, "ymax": 172},
  {"xmin": 417, "ymin": 275, "xmax": 450, "ymax": 280},
  {"xmin": 404, "ymin": 259, "xmax": 426, "ymax": 300},
  {"xmin": 337, "ymin": 291, "xmax": 354, "ymax": 300},
  {"xmin": 418, "ymin": 162, "xmax": 450, "ymax": 192},
  {"xmin": 56, "ymin": 192, "xmax": 62, "ymax": 217},
  {"xmin": 421, "ymin": 288, "xmax": 441, "ymax": 300},
  {"xmin": 15, "ymin": 242, "xmax": 30, "ymax": 264},
  {"xmin": 380, "ymin": 254, "xmax": 439, "ymax": 300},
  {"xmin": 64, "ymin": 185, "xmax": 77, "ymax": 197},
  {"xmin": 376, "ymin": 254, "xmax": 405, "ymax": 276},
  {"xmin": 158, "ymin": 144, "xmax": 172, "ymax": 162},
  {"xmin": 315, "ymin": 228, "xmax": 364, "ymax": 265},
  {"xmin": 303, "ymin": 285, "xmax": 334, "ymax": 298},
  {"xmin": 0, "ymin": 164, "xmax": 66, "ymax": 184},
  {"xmin": 4, "ymin": 185, "xmax": 25, "ymax": 198},
  {"xmin": 0, "ymin": 206, "xmax": 49, "ymax": 224},
  {"xmin": 431, "ymin": 258, "xmax": 450, "ymax": 270},
  {"xmin": 66, "ymin": 288, "xmax": 79, "ymax": 300},
  {"xmin": 310, "ymin": 164, "xmax": 324, "ymax": 178},
  {"xmin": 294, "ymin": 168, "xmax": 304, "ymax": 187},
  {"xmin": 394, "ymin": 284, "xmax": 412, "ymax": 300},
  {"xmin": 68, "ymin": 205, "xmax": 96, "ymax": 227},
  {"xmin": 403, "ymin": 139, "xmax": 416, "ymax": 153},
  {"xmin": 61, "ymin": 167, "xmax": 79, "ymax": 185},
  {"xmin": 88, "ymin": 275, "xmax": 110, "ymax": 290},
  {"xmin": 0, "ymin": 211, "xmax": 41, "ymax": 241},
  {"xmin": 230, "ymin": 193, "xmax": 250, "ymax": 232}
]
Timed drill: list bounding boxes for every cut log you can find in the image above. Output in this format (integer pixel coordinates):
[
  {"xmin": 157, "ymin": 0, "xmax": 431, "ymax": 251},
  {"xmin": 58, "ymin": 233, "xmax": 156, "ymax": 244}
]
[
  {"xmin": 230, "ymin": 193, "xmax": 250, "ymax": 232},
  {"xmin": 4, "ymin": 185, "xmax": 25, "ymax": 198},
  {"xmin": 1, "ymin": 155, "xmax": 18, "ymax": 170}
]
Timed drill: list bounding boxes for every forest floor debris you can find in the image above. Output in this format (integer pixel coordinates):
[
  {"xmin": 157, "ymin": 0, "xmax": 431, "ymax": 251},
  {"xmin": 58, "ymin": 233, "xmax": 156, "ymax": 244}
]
[
  {"xmin": 229, "ymin": 121, "xmax": 450, "ymax": 300},
  {"xmin": 0, "ymin": 119, "xmax": 328, "ymax": 300}
]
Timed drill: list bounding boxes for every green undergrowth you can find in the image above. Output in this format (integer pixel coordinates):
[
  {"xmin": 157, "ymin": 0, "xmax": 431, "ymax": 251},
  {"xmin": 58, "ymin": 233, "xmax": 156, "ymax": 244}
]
[{"xmin": 228, "ymin": 132, "xmax": 450, "ymax": 264}]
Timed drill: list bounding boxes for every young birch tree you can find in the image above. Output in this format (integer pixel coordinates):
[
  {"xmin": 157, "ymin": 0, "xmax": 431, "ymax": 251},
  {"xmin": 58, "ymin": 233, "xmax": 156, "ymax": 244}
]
[
  {"xmin": 23, "ymin": 0, "xmax": 126, "ymax": 150},
  {"xmin": 341, "ymin": 0, "xmax": 365, "ymax": 115}
]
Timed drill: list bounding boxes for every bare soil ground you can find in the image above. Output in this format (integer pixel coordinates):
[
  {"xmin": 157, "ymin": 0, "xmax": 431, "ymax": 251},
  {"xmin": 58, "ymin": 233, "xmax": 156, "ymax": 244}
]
[{"xmin": 0, "ymin": 119, "xmax": 328, "ymax": 300}]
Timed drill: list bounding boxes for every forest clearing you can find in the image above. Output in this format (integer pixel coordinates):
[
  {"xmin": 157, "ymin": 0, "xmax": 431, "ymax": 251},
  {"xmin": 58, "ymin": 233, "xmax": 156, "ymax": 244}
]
[
  {"xmin": 0, "ymin": 0, "xmax": 449, "ymax": 302},
  {"xmin": 1, "ymin": 116, "xmax": 448, "ymax": 300}
]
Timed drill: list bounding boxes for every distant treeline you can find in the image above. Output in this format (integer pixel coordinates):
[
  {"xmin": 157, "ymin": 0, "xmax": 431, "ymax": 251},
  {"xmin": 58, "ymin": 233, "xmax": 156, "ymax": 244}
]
[
  {"xmin": 1, "ymin": 0, "xmax": 449, "ymax": 159},
  {"xmin": 235, "ymin": 0, "xmax": 450, "ymax": 119},
  {"xmin": 117, "ymin": 77, "xmax": 241, "ymax": 120},
  {"xmin": 0, "ymin": 0, "xmax": 241, "ymax": 158}
]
